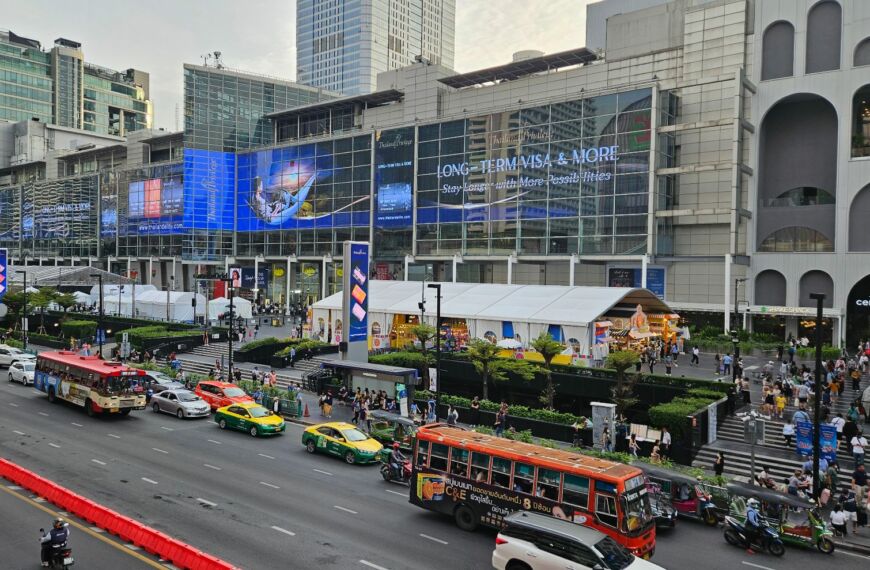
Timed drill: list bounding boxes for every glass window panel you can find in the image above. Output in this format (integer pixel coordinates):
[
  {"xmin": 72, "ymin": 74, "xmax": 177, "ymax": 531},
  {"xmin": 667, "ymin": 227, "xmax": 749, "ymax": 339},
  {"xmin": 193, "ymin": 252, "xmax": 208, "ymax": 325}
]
[
  {"xmin": 513, "ymin": 462, "xmax": 535, "ymax": 494},
  {"xmin": 471, "ymin": 452, "xmax": 491, "ymax": 483},
  {"xmin": 563, "ymin": 474, "xmax": 590, "ymax": 510},
  {"xmin": 492, "ymin": 457, "xmax": 511, "ymax": 488},
  {"xmin": 450, "ymin": 447, "xmax": 469, "ymax": 477},
  {"xmin": 618, "ymin": 88, "xmax": 653, "ymax": 112}
]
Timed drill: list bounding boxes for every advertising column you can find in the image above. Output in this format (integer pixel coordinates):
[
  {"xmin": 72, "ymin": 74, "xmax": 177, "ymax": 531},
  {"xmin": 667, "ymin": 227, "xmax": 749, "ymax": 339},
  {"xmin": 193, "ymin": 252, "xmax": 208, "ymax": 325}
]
[{"xmin": 341, "ymin": 241, "xmax": 370, "ymax": 363}]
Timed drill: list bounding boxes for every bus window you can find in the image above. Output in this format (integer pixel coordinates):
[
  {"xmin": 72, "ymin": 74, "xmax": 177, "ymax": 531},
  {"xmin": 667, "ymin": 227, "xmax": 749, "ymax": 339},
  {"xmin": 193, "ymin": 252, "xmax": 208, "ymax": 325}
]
[
  {"xmin": 450, "ymin": 447, "xmax": 469, "ymax": 477},
  {"xmin": 596, "ymin": 494, "xmax": 618, "ymax": 528},
  {"xmin": 415, "ymin": 440, "xmax": 430, "ymax": 467},
  {"xmin": 471, "ymin": 452, "xmax": 491, "ymax": 483},
  {"xmin": 429, "ymin": 443, "xmax": 449, "ymax": 471},
  {"xmin": 492, "ymin": 457, "xmax": 511, "ymax": 488},
  {"xmin": 513, "ymin": 462, "xmax": 534, "ymax": 494},
  {"xmin": 563, "ymin": 474, "xmax": 590, "ymax": 511},
  {"xmin": 537, "ymin": 468, "xmax": 561, "ymax": 500}
]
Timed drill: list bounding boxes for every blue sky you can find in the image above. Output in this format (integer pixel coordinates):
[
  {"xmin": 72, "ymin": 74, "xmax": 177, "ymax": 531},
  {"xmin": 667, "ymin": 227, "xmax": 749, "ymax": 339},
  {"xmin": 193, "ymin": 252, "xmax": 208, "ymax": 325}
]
[{"xmin": 4, "ymin": 0, "xmax": 591, "ymax": 130}]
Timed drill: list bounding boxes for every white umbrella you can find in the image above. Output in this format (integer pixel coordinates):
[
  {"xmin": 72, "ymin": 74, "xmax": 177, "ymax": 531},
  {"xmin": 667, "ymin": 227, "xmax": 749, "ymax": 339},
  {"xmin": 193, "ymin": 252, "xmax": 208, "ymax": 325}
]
[{"xmin": 496, "ymin": 338, "xmax": 523, "ymax": 349}]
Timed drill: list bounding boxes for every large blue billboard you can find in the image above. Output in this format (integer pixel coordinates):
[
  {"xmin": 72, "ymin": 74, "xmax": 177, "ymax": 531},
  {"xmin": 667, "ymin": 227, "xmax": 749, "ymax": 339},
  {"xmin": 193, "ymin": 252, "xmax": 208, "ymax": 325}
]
[
  {"xmin": 374, "ymin": 128, "xmax": 414, "ymax": 228},
  {"xmin": 347, "ymin": 242, "xmax": 369, "ymax": 343},
  {"xmin": 183, "ymin": 149, "xmax": 235, "ymax": 231}
]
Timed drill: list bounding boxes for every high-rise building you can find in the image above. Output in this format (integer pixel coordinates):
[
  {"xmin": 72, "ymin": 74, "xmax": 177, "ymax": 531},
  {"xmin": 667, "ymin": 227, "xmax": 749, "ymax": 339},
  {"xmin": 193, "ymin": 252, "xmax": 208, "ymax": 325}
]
[
  {"xmin": 0, "ymin": 30, "xmax": 152, "ymax": 136},
  {"xmin": 296, "ymin": 0, "xmax": 456, "ymax": 95}
]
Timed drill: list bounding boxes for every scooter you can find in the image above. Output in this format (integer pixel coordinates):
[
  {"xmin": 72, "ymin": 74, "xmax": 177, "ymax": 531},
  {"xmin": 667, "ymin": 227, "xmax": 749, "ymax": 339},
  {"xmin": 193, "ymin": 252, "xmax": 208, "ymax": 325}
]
[
  {"xmin": 723, "ymin": 516, "xmax": 785, "ymax": 557},
  {"xmin": 380, "ymin": 458, "xmax": 412, "ymax": 485},
  {"xmin": 39, "ymin": 529, "xmax": 74, "ymax": 569}
]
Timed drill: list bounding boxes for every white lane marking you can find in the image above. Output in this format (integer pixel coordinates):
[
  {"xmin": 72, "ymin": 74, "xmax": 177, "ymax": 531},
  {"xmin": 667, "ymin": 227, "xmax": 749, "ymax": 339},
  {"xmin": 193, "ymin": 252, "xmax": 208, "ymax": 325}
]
[
  {"xmin": 125, "ymin": 544, "xmax": 141, "ymax": 551},
  {"xmin": 38, "ymin": 412, "xmax": 49, "ymax": 417},
  {"xmin": 152, "ymin": 447, "xmax": 169, "ymax": 454},
  {"xmin": 141, "ymin": 477, "xmax": 159, "ymax": 485},
  {"xmin": 71, "ymin": 422, "xmax": 83, "ymax": 427},
  {"xmin": 8, "ymin": 402, "xmax": 18, "ymax": 407},
  {"xmin": 258, "ymin": 453, "xmax": 275, "ymax": 459},
  {"xmin": 196, "ymin": 498, "xmax": 217, "ymax": 507},
  {"xmin": 6, "ymin": 485, "xmax": 22, "ymax": 490},
  {"xmin": 271, "ymin": 525, "xmax": 296, "ymax": 537},
  {"xmin": 48, "ymin": 443, "xmax": 60, "ymax": 448},
  {"xmin": 333, "ymin": 505, "xmax": 357, "ymax": 515},
  {"xmin": 91, "ymin": 459, "xmax": 106, "ymax": 466},
  {"xmin": 360, "ymin": 560, "xmax": 389, "ymax": 570},
  {"xmin": 160, "ymin": 426, "xmax": 174, "ymax": 431},
  {"xmin": 313, "ymin": 468, "xmax": 333, "ymax": 476},
  {"xmin": 838, "ymin": 551, "xmax": 870, "ymax": 560},
  {"xmin": 203, "ymin": 464, "xmax": 222, "ymax": 471},
  {"xmin": 12, "ymin": 430, "xmax": 25, "ymax": 435},
  {"xmin": 207, "ymin": 439, "xmax": 222, "ymax": 445},
  {"xmin": 384, "ymin": 489, "xmax": 405, "ymax": 497},
  {"xmin": 259, "ymin": 481, "xmax": 280, "ymax": 489},
  {"xmin": 33, "ymin": 497, "xmax": 46, "ymax": 502},
  {"xmin": 419, "ymin": 533, "xmax": 448, "ymax": 545},
  {"xmin": 741, "ymin": 562, "xmax": 776, "ymax": 570},
  {"xmin": 107, "ymin": 433, "xmax": 121, "ymax": 439},
  {"xmin": 90, "ymin": 526, "xmax": 105, "ymax": 533}
]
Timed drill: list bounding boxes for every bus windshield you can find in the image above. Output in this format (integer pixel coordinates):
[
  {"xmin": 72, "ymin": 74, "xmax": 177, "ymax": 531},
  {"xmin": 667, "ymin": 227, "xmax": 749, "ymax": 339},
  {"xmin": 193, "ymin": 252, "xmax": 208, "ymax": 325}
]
[
  {"xmin": 107, "ymin": 375, "xmax": 135, "ymax": 394},
  {"xmin": 621, "ymin": 482, "xmax": 654, "ymax": 535}
]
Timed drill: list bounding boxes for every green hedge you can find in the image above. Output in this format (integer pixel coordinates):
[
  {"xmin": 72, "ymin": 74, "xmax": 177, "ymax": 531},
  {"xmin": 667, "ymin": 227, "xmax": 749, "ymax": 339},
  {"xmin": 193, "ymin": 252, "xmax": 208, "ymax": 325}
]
[
  {"xmin": 4, "ymin": 338, "xmax": 23, "ymax": 349},
  {"xmin": 120, "ymin": 325, "xmax": 201, "ymax": 349},
  {"xmin": 648, "ymin": 394, "xmax": 719, "ymax": 438},
  {"xmin": 686, "ymin": 388, "xmax": 727, "ymax": 401},
  {"xmin": 274, "ymin": 339, "xmax": 330, "ymax": 357},
  {"xmin": 796, "ymin": 346, "xmax": 841, "ymax": 360},
  {"xmin": 236, "ymin": 337, "xmax": 280, "ymax": 352},
  {"xmin": 415, "ymin": 390, "xmax": 588, "ymax": 426},
  {"xmin": 369, "ymin": 351, "xmax": 432, "ymax": 371},
  {"xmin": 61, "ymin": 320, "xmax": 97, "ymax": 339}
]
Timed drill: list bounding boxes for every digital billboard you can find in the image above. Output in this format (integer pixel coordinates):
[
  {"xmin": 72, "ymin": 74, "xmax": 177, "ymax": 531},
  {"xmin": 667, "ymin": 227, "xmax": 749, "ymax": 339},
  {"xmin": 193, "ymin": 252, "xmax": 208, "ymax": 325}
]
[
  {"xmin": 183, "ymin": 148, "xmax": 236, "ymax": 231},
  {"xmin": 127, "ymin": 175, "xmax": 184, "ymax": 234},
  {"xmin": 608, "ymin": 267, "xmax": 665, "ymax": 299},
  {"xmin": 100, "ymin": 193, "xmax": 117, "ymax": 238},
  {"xmin": 345, "ymin": 242, "xmax": 369, "ymax": 343},
  {"xmin": 374, "ymin": 127, "xmax": 414, "ymax": 227}
]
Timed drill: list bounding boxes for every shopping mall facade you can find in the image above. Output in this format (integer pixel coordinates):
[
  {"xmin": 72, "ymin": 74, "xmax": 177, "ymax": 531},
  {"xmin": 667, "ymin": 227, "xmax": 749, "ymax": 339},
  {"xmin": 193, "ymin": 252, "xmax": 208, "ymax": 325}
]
[{"xmin": 1, "ymin": 0, "xmax": 870, "ymax": 347}]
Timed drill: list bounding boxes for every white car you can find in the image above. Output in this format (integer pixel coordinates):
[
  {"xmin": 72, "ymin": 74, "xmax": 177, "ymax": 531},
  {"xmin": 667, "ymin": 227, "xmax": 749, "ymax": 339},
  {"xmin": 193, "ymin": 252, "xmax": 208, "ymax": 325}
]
[
  {"xmin": 493, "ymin": 511, "xmax": 663, "ymax": 570},
  {"xmin": 0, "ymin": 345, "xmax": 36, "ymax": 368},
  {"xmin": 7, "ymin": 360, "xmax": 35, "ymax": 385}
]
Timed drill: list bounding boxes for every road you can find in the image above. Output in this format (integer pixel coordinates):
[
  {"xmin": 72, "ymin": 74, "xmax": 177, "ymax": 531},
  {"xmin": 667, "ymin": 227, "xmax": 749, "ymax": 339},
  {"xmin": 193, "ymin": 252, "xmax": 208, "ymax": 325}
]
[
  {"xmin": 0, "ymin": 374, "xmax": 866, "ymax": 570},
  {"xmin": 0, "ymin": 478, "xmax": 164, "ymax": 569}
]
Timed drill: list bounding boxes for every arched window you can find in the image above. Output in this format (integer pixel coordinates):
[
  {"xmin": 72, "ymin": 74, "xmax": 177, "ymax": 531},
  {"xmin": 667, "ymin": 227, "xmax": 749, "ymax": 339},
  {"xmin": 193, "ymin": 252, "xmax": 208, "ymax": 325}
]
[
  {"xmin": 798, "ymin": 270, "xmax": 834, "ymax": 308},
  {"xmin": 762, "ymin": 21, "xmax": 795, "ymax": 80},
  {"xmin": 852, "ymin": 84, "xmax": 870, "ymax": 157},
  {"xmin": 856, "ymin": 38, "xmax": 870, "ymax": 67},
  {"xmin": 759, "ymin": 227, "xmax": 833, "ymax": 252},
  {"xmin": 755, "ymin": 270, "xmax": 787, "ymax": 306},
  {"xmin": 769, "ymin": 187, "xmax": 835, "ymax": 207},
  {"xmin": 849, "ymin": 184, "xmax": 870, "ymax": 251},
  {"xmin": 806, "ymin": 1, "xmax": 841, "ymax": 73}
]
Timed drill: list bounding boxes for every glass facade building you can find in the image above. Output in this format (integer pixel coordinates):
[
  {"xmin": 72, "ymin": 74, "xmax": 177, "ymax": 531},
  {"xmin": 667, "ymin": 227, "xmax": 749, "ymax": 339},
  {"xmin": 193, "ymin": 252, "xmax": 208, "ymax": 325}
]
[{"xmin": 0, "ymin": 31, "xmax": 151, "ymax": 135}]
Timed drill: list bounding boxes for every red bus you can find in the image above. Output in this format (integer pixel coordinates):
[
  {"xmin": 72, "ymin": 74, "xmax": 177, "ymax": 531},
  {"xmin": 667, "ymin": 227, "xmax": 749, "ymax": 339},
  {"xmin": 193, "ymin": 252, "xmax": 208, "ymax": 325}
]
[
  {"xmin": 410, "ymin": 424, "xmax": 656, "ymax": 558},
  {"xmin": 34, "ymin": 351, "xmax": 147, "ymax": 416}
]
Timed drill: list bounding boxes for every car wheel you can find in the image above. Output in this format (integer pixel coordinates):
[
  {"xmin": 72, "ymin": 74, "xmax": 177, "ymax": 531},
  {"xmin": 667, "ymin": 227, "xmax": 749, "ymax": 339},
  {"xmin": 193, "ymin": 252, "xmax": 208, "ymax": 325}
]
[
  {"xmin": 152, "ymin": 403, "xmax": 161, "ymax": 414},
  {"xmin": 817, "ymin": 537, "xmax": 835, "ymax": 554},
  {"xmin": 249, "ymin": 425, "xmax": 259, "ymax": 437},
  {"xmin": 7, "ymin": 372, "xmax": 12, "ymax": 383},
  {"xmin": 505, "ymin": 562, "xmax": 531, "ymax": 570},
  {"xmin": 176, "ymin": 408, "xmax": 185, "ymax": 419},
  {"xmin": 218, "ymin": 419, "xmax": 227, "ymax": 429},
  {"xmin": 306, "ymin": 439, "xmax": 316, "ymax": 453},
  {"xmin": 454, "ymin": 504, "xmax": 478, "ymax": 532},
  {"xmin": 344, "ymin": 451, "xmax": 356, "ymax": 464}
]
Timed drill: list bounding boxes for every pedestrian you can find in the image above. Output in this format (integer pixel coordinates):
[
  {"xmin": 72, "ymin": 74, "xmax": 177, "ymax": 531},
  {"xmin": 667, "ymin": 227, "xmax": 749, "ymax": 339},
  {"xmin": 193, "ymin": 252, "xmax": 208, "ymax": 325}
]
[
  {"xmin": 852, "ymin": 464, "xmax": 867, "ymax": 505},
  {"xmin": 691, "ymin": 345, "xmax": 700, "ymax": 366},
  {"xmin": 254, "ymin": 323, "xmax": 259, "ymax": 339},
  {"xmin": 318, "ymin": 392, "xmax": 326, "ymax": 416},
  {"xmin": 830, "ymin": 504, "xmax": 848, "ymax": 537},
  {"xmin": 775, "ymin": 391, "xmax": 786, "ymax": 419},
  {"xmin": 289, "ymin": 346, "xmax": 296, "ymax": 368},
  {"xmin": 269, "ymin": 369, "xmax": 277, "ymax": 387},
  {"xmin": 671, "ymin": 343, "xmax": 679, "ymax": 363},
  {"xmin": 469, "ymin": 396, "xmax": 481, "ymax": 426},
  {"xmin": 427, "ymin": 395, "xmax": 437, "ymax": 423},
  {"xmin": 494, "ymin": 409, "xmax": 506, "ymax": 437},
  {"xmin": 601, "ymin": 426, "xmax": 612, "ymax": 452},
  {"xmin": 713, "ymin": 451, "xmax": 725, "ymax": 476},
  {"xmin": 843, "ymin": 489, "xmax": 859, "ymax": 533},
  {"xmin": 352, "ymin": 397, "xmax": 361, "ymax": 425},
  {"xmin": 446, "ymin": 405, "xmax": 459, "ymax": 426},
  {"xmin": 664, "ymin": 354, "xmax": 673, "ymax": 376},
  {"xmin": 852, "ymin": 368, "xmax": 862, "ymax": 391},
  {"xmin": 234, "ymin": 368, "xmax": 242, "ymax": 384},
  {"xmin": 628, "ymin": 433, "xmax": 639, "ymax": 457},
  {"xmin": 360, "ymin": 399, "xmax": 369, "ymax": 432},
  {"xmin": 723, "ymin": 353, "xmax": 732, "ymax": 376},
  {"xmin": 251, "ymin": 366, "xmax": 260, "ymax": 384},
  {"xmin": 660, "ymin": 426, "xmax": 671, "ymax": 459},
  {"xmin": 650, "ymin": 440, "xmax": 662, "ymax": 464},
  {"xmin": 323, "ymin": 391, "xmax": 333, "ymax": 418},
  {"xmin": 783, "ymin": 421, "xmax": 795, "ymax": 447},
  {"xmin": 852, "ymin": 430, "xmax": 867, "ymax": 466},
  {"xmin": 571, "ymin": 422, "xmax": 583, "ymax": 447}
]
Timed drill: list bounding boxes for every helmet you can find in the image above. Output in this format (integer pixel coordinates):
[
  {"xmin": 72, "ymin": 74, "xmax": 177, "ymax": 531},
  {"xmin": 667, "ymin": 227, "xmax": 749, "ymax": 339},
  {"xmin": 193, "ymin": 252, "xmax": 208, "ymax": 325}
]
[
  {"xmin": 747, "ymin": 498, "xmax": 760, "ymax": 510},
  {"xmin": 392, "ymin": 442, "xmax": 400, "ymax": 449},
  {"xmin": 53, "ymin": 518, "xmax": 64, "ymax": 528}
]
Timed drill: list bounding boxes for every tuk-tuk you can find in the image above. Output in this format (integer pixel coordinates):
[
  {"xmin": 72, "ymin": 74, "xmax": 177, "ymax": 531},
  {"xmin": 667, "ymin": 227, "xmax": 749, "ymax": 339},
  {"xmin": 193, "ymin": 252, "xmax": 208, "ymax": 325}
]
[
  {"xmin": 638, "ymin": 463, "xmax": 728, "ymax": 526},
  {"xmin": 367, "ymin": 410, "xmax": 417, "ymax": 450},
  {"xmin": 645, "ymin": 479, "xmax": 678, "ymax": 529},
  {"xmin": 726, "ymin": 482, "xmax": 835, "ymax": 554}
]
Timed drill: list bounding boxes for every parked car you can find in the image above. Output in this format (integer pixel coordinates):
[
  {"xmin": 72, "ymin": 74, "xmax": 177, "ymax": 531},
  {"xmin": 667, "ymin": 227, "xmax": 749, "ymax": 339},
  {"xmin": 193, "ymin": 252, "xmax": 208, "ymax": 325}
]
[
  {"xmin": 0, "ymin": 345, "xmax": 35, "ymax": 368},
  {"xmin": 7, "ymin": 360, "xmax": 35, "ymax": 385},
  {"xmin": 195, "ymin": 380, "xmax": 254, "ymax": 411},
  {"xmin": 214, "ymin": 402, "xmax": 285, "ymax": 437},
  {"xmin": 302, "ymin": 422, "xmax": 383, "ymax": 464},
  {"xmin": 492, "ymin": 511, "xmax": 664, "ymax": 570},
  {"xmin": 150, "ymin": 389, "xmax": 210, "ymax": 419}
]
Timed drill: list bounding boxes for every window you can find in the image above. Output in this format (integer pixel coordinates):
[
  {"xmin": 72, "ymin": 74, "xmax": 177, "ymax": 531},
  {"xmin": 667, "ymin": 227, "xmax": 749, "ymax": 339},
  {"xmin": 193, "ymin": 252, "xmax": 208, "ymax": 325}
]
[
  {"xmin": 806, "ymin": 1, "xmax": 841, "ymax": 73},
  {"xmin": 758, "ymin": 227, "xmax": 833, "ymax": 252},
  {"xmin": 317, "ymin": 427, "xmax": 335, "ymax": 437},
  {"xmin": 761, "ymin": 21, "xmax": 795, "ymax": 80},
  {"xmin": 450, "ymin": 447, "xmax": 469, "ymax": 477},
  {"xmin": 492, "ymin": 457, "xmax": 511, "ymax": 488},
  {"xmin": 513, "ymin": 462, "xmax": 534, "ymax": 494},
  {"xmin": 415, "ymin": 440, "xmax": 430, "ymax": 467},
  {"xmin": 596, "ymin": 494, "xmax": 619, "ymax": 528},
  {"xmin": 537, "ymin": 468, "xmax": 561, "ymax": 501},
  {"xmin": 228, "ymin": 406, "xmax": 244, "ymax": 415},
  {"xmin": 471, "ymin": 452, "xmax": 491, "ymax": 483},
  {"xmin": 852, "ymin": 84, "xmax": 870, "ymax": 158},
  {"xmin": 429, "ymin": 443, "xmax": 449, "ymax": 471},
  {"xmin": 563, "ymin": 474, "xmax": 590, "ymax": 510}
]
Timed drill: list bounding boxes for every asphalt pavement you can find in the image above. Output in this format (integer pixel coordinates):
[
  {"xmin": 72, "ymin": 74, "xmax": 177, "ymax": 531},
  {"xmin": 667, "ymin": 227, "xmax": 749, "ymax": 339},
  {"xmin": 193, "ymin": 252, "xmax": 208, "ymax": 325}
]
[
  {"xmin": 0, "ymin": 479, "xmax": 164, "ymax": 570},
  {"xmin": 1, "ymin": 363, "xmax": 867, "ymax": 570}
]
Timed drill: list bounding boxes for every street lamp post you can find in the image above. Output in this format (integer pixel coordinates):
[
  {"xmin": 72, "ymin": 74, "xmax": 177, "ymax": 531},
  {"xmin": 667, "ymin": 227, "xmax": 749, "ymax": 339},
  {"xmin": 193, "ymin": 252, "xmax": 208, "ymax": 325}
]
[
  {"xmin": 809, "ymin": 292, "xmax": 825, "ymax": 500},
  {"xmin": 90, "ymin": 273, "xmax": 104, "ymax": 358},
  {"xmin": 427, "ymin": 283, "xmax": 442, "ymax": 419},
  {"xmin": 731, "ymin": 331, "xmax": 740, "ymax": 385},
  {"xmin": 733, "ymin": 277, "xmax": 747, "ymax": 334},
  {"xmin": 16, "ymin": 270, "xmax": 27, "ymax": 351},
  {"xmin": 220, "ymin": 275, "xmax": 235, "ymax": 379}
]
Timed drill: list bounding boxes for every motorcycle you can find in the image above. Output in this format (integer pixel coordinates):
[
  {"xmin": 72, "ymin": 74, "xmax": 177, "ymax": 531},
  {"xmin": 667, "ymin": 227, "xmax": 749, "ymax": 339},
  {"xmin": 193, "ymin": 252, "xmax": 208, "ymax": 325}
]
[
  {"xmin": 723, "ymin": 516, "xmax": 785, "ymax": 557},
  {"xmin": 379, "ymin": 454, "xmax": 412, "ymax": 485},
  {"xmin": 40, "ymin": 529, "xmax": 74, "ymax": 569}
]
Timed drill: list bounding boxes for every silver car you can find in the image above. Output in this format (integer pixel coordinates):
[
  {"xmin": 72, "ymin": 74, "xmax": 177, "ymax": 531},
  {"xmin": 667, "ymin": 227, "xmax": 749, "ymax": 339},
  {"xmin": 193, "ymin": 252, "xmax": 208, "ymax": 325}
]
[
  {"xmin": 150, "ymin": 389, "xmax": 210, "ymax": 419},
  {"xmin": 7, "ymin": 360, "xmax": 35, "ymax": 385}
]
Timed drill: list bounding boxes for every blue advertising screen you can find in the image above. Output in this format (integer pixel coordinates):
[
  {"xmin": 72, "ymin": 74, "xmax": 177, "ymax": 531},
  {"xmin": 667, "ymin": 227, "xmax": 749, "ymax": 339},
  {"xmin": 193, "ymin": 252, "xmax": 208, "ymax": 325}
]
[
  {"xmin": 608, "ymin": 267, "xmax": 665, "ymax": 299},
  {"xmin": 347, "ymin": 243, "xmax": 369, "ymax": 343},
  {"xmin": 183, "ymin": 149, "xmax": 235, "ymax": 231},
  {"xmin": 127, "ymin": 175, "xmax": 184, "ymax": 235},
  {"xmin": 100, "ymin": 194, "xmax": 117, "ymax": 238},
  {"xmin": 0, "ymin": 248, "xmax": 6, "ymax": 300},
  {"xmin": 374, "ymin": 127, "xmax": 414, "ymax": 227}
]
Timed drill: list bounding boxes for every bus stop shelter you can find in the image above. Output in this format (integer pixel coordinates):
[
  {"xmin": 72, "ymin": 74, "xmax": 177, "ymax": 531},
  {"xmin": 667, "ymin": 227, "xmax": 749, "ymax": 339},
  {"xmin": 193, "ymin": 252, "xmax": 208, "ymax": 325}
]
[{"xmin": 315, "ymin": 359, "xmax": 419, "ymax": 409}]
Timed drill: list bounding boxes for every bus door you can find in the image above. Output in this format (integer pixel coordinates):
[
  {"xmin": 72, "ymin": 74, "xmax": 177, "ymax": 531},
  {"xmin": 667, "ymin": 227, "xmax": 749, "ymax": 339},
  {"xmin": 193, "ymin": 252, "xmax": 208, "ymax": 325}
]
[{"xmin": 594, "ymin": 480, "xmax": 620, "ymax": 530}]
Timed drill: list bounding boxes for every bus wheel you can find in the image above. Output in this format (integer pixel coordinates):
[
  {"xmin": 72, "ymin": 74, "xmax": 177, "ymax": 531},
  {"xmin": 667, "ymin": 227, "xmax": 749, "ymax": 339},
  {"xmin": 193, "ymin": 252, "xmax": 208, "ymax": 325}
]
[
  {"xmin": 85, "ymin": 399, "xmax": 96, "ymax": 417},
  {"xmin": 454, "ymin": 504, "xmax": 478, "ymax": 532}
]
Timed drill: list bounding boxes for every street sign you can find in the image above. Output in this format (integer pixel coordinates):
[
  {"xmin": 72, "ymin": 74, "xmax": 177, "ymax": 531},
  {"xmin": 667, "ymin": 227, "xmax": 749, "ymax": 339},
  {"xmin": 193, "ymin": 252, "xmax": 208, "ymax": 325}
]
[
  {"xmin": 0, "ymin": 248, "xmax": 6, "ymax": 301},
  {"xmin": 96, "ymin": 329, "xmax": 105, "ymax": 343}
]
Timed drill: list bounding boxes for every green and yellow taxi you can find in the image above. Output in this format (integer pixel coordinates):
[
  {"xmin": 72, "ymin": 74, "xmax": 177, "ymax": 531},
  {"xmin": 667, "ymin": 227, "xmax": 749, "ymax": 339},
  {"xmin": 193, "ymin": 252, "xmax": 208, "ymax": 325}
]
[
  {"xmin": 214, "ymin": 402, "xmax": 286, "ymax": 437},
  {"xmin": 302, "ymin": 422, "xmax": 383, "ymax": 464}
]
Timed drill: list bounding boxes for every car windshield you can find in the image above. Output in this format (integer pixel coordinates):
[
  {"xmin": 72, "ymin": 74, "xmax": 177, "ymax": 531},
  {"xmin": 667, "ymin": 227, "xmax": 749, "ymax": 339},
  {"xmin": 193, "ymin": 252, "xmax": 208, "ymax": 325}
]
[
  {"xmin": 223, "ymin": 387, "xmax": 246, "ymax": 397},
  {"xmin": 178, "ymin": 393, "xmax": 200, "ymax": 402},
  {"xmin": 22, "ymin": 363, "xmax": 35, "ymax": 371},
  {"xmin": 594, "ymin": 536, "xmax": 634, "ymax": 570},
  {"xmin": 340, "ymin": 428, "xmax": 369, "ymax": 442},
  {"xmin": 249, "ymin": 406, "xmax": 272, "ymax": 418}
]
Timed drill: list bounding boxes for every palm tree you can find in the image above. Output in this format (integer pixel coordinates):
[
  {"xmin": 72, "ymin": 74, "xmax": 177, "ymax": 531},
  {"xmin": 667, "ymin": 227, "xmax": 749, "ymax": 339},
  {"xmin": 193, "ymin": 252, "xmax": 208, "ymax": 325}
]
[
  {"xmin": 31, "ymin": 288, "xmax": 58, "ymax": 333},
  {"xmin": 467, "ymin": 338, "xmax": 536, "ymax": 400},
  {"xmin": 606, "ymin": 350, "xmax": 641, "ymax": 419},
  {"xmin": 409, "ymin": 322, "xmax": 437, "ymax": 386},
  {"xmin": 531, "ymin": 332, "xmax": 564, "ymax": 409},
  {"xmin": 54, "ymin": 292, "xmax": 77, "ymax": 313}
]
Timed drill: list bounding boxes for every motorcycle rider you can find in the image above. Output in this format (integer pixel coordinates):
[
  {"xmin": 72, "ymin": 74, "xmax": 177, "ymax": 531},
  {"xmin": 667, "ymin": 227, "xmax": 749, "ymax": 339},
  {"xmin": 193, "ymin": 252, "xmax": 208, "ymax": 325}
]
[
  {"xmin": 389, "ymin": 442, "xmax": 407, "ymax": 480},
  {"xmin": 40, "ymin": 518, "xmax": 70, "ymax": 567},
  {"xmin": 744, "ymin": 498, "xmax": 762, "ymax": 553}
]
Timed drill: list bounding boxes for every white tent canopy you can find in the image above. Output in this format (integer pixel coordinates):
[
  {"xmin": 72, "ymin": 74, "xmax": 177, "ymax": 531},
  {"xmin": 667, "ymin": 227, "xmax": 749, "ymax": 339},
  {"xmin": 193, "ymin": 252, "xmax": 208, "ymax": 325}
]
[
  {"xmin": 128, "ymin": 290, "xmax": 206, "ymax": 323},
  {"xmin": 208, "ymin": 296, "xmax": 253, "ymax": 320},
  {"xmin": 312, "ymin": 282, "xmax": 674, "ymax": 355}
]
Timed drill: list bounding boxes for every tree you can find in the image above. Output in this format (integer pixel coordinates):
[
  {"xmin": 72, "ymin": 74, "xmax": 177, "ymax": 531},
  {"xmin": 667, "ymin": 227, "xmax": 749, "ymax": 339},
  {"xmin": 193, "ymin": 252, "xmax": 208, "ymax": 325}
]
[
  {"xmin": 31, "ymin": 288, "xmax": 58, "ymax": 333},
  {"xmin": 467, "ymin": 338, "xmax": 537, "ymax": 401},
  {"xmin": 408, "ymin": 323, "xmax": 437, "ymax": 385},
  {"xmin": 2, "ymin": 290, "xmax": 26, "ymax": 323},
  {"xmin": 606, "ymin": 350, "xmax": 641, "ymax": 419},
  {"xmin": 54, "ymin": 292, "xmax": 77, "ymax": 313},
  {"xmin": 531, "ymin": 332, "xmax": 564, "ymax": 409}
]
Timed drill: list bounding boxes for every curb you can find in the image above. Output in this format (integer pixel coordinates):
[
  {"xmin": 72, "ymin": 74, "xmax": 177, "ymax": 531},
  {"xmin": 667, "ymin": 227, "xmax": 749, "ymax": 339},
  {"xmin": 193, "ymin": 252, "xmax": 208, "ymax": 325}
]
[
  {"xmin": 0, "ymin": 458, "xmax": 240, "ymax": 570},
  {"xmin": 833, "ymin": 538, "xmax": 870, "ymax": 556}
]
